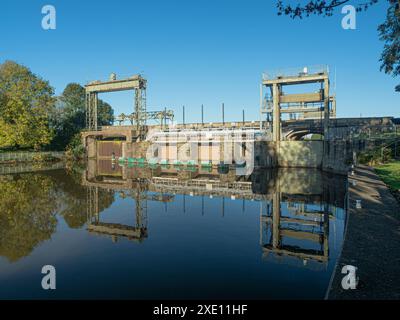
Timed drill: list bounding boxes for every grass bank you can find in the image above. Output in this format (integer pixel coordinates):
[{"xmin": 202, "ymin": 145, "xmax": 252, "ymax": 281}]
[{"xmin": 374, "ymin": 161, "xmax": 400, "ymax": 190}]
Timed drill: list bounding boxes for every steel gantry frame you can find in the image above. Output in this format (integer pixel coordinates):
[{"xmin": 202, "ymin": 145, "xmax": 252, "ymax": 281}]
[
  {"xmin": 85, "ymin": 74, "xmax": 147, "ymax": 132},
  {"xmin": 260, "ymin": 66, "xmax": 333, "ymax": 141}
]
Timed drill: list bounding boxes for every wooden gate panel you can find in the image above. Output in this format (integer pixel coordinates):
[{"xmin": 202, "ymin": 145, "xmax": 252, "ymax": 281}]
[{"xmin": 97, "ymin": 141, "xmax": 122, "ymax": 158}]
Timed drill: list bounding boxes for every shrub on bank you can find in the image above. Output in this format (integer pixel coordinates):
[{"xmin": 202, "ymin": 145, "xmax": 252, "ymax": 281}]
[
  {"xmin": 358, "ymin": 147, "xmax": 393, "ymax": 166},
  {"xmin": 65, "ymin": 133, "xmax": 85, "ymax": 161}
]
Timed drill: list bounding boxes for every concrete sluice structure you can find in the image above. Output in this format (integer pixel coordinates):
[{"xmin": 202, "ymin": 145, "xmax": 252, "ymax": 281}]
[
  {"xmin": 82, "ymin": 158, "xmax": 347, "ymax": 266},
  {"xmin": 82, "ymin": 67, "xmax": 396, "ymax": 176}
]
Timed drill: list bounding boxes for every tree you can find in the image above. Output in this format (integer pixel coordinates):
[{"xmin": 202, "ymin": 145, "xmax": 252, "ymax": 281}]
[
  {"xmin": 276, "ymin": 0, "xmax": 400, "ymax": 92},
  {"xmin": 59, "ymin": 82, "xmax": 114, "ymax": 127},
  {"xmin": 0, "ymin": 61, "xmax": 55, "ymax": 150},
  {"xmin": 378, "ymin": 2, "xmax": 400, "ymax": 92},
  {"xmin": 276, "ymin": 0, "xmax": 379, "ymax": 17},
  {"xmin": 50, "ymin": 83, "xmax": 114, "ymax": 150}
]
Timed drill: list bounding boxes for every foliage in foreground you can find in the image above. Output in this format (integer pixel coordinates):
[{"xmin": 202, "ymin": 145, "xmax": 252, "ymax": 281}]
[{"xmin": 276, "ymin": 0, "xmax": 400, "ymax": 92}]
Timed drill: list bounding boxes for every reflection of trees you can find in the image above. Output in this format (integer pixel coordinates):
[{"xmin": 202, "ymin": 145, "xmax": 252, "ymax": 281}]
[
  {"xmin": 0, "ymin": 174, "xmax": 58, "ymax": 262},
  {"xmin": 0, "ymin": 169, "xmax": 115, "ymax": 262},
  {"xmin": 49, "ymin": 169, "xmax": 115, "ymax": 229}
]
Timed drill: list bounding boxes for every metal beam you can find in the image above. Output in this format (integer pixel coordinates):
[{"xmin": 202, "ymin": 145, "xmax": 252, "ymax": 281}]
[
  {"xmin": 280, "ymin": 107, "xmax": 323, "ymax": 114},
  {"xmin": 85, "ymin": 75, "xmax": 145, "ymax": 93},
  {"xmin": 263, "ymin": 73, "xmax": 328, "ymax": 86},
  {"xmin": 279, "ymin": 92, "xmax": 323, "ymax": 104}
]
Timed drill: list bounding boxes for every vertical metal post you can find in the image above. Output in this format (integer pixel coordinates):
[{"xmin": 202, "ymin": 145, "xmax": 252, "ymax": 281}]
[
  {"xmin": 222, "ymin": 103, "xmax": 225, "ymax": 125},
  {"xmin": 242, "ymin": 109, "xmax": 245, "ymax": 125},
  {"xmin": 135, "ymin": 88, "xmax": 139, "ymax": 131},
  {"xmin": 259, "ymin": 84, "xmax": 263, "ymax": 130},
  {"xmin": 94, "ymin": 92, "xmax": 98, "ymax": 130},
  {"xmin": 323, "ymin": 76, "xmax": 330, "ymax": 141},
  {"xmin": 85, "ymin": 93, "xmax": 89, "ymax": 129}
]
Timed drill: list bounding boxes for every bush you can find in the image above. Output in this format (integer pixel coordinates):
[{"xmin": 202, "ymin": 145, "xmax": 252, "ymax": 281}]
[
  {"xmin": 65, "ymin": 133, "xmax": 85, "ymax": 160},
  {"xmin": 358, "ymin": 147, "xmax": 392, "ymax": 166}
]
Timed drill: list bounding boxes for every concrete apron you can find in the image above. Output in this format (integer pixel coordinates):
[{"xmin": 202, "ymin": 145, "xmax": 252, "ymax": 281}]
[{"xmin": 327, "ymin": 165, "xmax": 400, "ymax": 299}]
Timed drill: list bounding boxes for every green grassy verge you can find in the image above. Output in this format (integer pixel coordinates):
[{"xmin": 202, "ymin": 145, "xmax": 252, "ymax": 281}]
[{"xmin": 375, "ymin": 161, "xmax": 400, "ymax": 190}]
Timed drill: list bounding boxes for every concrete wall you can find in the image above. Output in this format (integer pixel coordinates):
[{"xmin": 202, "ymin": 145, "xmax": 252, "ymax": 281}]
[
  {"xmin": 254, "ymin": 141, "xmax": 276, "ymax": 168},
  {"xmin": 86, "ymin": 133, "xmax": 351, "ymax": 175},
  {"xmin": 277, "ymin": 141, "xmax": 323, "ymax": 168},
  {"xmin": 87, "ymin": 137, "xmax": 97, "ymax": 158},
  {"xmin": 322, "ymin": 140, "xmax": 352, "ymax": 175}
]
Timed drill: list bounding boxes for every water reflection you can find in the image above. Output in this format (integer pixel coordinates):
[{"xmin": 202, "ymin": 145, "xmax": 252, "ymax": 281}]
[
  {"xmin": 0, "ymin": 174, "xmax": 57, "ymax": 262},
  {"xmin": 0, "ymin": 160, "xmax": 347, "ymax": 299},
  {"xmin": 84, "ymin": 159, "xmax": 346, "ymax": 268}
]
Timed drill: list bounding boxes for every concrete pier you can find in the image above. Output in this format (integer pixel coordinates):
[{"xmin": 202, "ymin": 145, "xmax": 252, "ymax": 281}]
[{"xmin": 327, "ymin": 165, "xmax": 400, "ymax": 299}]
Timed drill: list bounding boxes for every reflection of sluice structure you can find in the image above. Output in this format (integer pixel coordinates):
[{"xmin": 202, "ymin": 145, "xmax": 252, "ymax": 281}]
[
  {"xmin": 260, "ymin": 190, "xmax": 331, "ymax": 265},
  {"xmin": 86, "ymin": 184, "xmax": 174, "ymax": 243},
  {"xmin": 87, "ymin": 220, "xmax": 147, "ymax": 242},
  {"xmin": 84, "ymin": 160, "xmax": 346, "ymax": 262}
]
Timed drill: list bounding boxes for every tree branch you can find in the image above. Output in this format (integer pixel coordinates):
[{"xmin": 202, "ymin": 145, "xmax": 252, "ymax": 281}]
[{"xmin": 277, "ymin": 0, "xmax": 379, "ymax": 18}]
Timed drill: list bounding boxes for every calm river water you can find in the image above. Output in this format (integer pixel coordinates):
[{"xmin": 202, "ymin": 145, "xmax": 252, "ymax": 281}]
[{"xmin": 0, "ymin": 162, "xmax": 347, "ymax": 299}]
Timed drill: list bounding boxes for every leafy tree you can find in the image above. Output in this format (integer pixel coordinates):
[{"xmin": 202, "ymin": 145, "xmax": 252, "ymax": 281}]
[
  {"xmin": 60, "ymin": 82, "xmax": 114, "ymax": 127},
  {"xmin": 276, "ymin": 0, "xmax": 400, "ymax": 92},
  {"xmin": 379, "ymin": 1, "xmax": 400, "ymax": 92},
  {"xmin": 50, "ymin": 83, "xmax": 114, "ymax": 150},
  {"xmin": 0, "ymin": 61, "xmax": 56, "ymax": 150}
]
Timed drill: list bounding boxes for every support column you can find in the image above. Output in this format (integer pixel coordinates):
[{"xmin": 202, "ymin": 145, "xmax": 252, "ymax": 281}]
[
  {"xmin": 94, "ymin": 92, "xmax": 98, "ymax": 130},
  {"xmin": 85, "ymin": 93, "xmax": 89, "ymax": 129},
  {"xmin": 323, "ymin": 77, "xmax": 330, "ymax": 140},
  {"xmin": 259, "ymin": 84, "xmax": 263, "ymax": 130},
  {"xmin": 135, "ymin": 88, "xmax": 140, "ymax": 131},
  {"xmin": 86, "ymin": 92, "xmax": 98, "ymax": 131},
  {"xmin": 219, "ymin": 135, "xmax": 224, "ymax": 164},
  {"xmin": 272, "ymin": 84, "xmax": 280, "ymax": 142}
]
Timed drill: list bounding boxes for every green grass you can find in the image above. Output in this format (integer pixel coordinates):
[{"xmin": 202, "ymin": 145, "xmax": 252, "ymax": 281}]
[{"xmin": 375, "ymin": 161, "xmax": 400, "ymax": 190}]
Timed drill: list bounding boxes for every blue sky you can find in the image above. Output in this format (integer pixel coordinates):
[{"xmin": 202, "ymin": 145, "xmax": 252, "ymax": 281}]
[{"xmin": 1, "ymin": 0, "xmax": 398, "ymax": 123}]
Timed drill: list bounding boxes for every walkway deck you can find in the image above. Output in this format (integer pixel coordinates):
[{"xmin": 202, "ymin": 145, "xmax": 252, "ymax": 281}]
[{"xmin": 328, "ymin": 165, "xmax": 400, "ymax": 299}]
